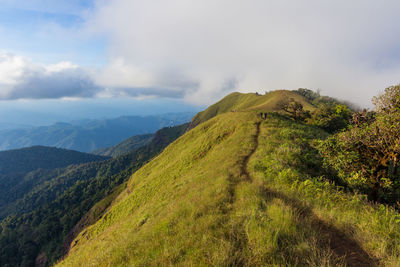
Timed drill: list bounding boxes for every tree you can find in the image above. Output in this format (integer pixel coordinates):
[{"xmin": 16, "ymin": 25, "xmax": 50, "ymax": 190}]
[
  {"xmin": 308, "ymin": 104, "xmax": 352, "ymax": 133},
  {"xmin": 351, "ymin": 109, "xmax": 376, "ymax": 126},
  {"xmin": 275, "ymin": 98, "xmax": 311, "ymax": 121},
  {"xmin": 372, "ymin": 84, "xmax": 400, "ymax": 114}
]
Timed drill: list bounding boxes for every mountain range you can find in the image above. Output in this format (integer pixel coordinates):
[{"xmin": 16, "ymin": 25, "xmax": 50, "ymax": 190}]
[{"xmin": 0, "ymin": 112, "xmax": 194, "ymax": 152}]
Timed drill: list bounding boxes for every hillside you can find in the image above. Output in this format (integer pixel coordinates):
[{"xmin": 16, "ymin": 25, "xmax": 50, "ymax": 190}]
[
  {"xmin": 0, "ymin": 112, "xmax": 194, "ymax": 152},
  {"xmin": 92, "ymin": 133, "xmax": 153, "ymax": 157},
  {"xmin": 0, "ymin": 124, "xmax": 188, "ymax": 267},
  {"xmin": 58, "ymin": 91, "xmax": 399, "ymax": 266}
]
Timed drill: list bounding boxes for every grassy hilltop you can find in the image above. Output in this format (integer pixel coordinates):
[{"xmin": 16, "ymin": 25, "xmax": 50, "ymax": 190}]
[
  {"xmin": 58, "ymin": 90, "xmax": 400, "ymax": 266},
  {"xmin": 189, "ymin": 90, "xmax": 315, "ymax": 129}
]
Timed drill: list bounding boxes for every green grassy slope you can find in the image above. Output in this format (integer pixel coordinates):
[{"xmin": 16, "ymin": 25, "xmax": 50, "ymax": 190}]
[{"xmin": 58, "ymin": 106, "xmax": 399, "ymax": 266}]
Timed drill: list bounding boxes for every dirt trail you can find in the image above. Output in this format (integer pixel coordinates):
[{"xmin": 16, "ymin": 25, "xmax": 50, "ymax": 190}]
[{"xmin": 240, "ymin": 121, "xmax": 261, "ymax": 181}]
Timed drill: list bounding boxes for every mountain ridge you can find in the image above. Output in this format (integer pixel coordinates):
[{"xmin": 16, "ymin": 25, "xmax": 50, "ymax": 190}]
[{"xmin": 58, "ymin": 90, "xmax": 399, "ymax": 266}]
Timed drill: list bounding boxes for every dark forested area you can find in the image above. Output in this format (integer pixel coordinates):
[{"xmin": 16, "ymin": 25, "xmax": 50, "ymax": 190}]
[{"xmin": 0, "ymin": 147, "xmax": 109, "ymax": 219}]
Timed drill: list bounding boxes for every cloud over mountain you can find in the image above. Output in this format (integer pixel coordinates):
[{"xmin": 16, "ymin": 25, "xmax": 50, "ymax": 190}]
[
  {"xmin": 87, "ymin": 0, "xmax": 400, "ymax": 106},
  {"xmin": 1, "ymin": 1, "xmax": 400, "ymax": 106}
]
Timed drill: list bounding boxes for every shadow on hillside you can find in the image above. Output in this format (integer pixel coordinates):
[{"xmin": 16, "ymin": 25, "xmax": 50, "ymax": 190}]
[{"xmin": 260, "ymin": 186, "xmax": 379, "ymax": 267}]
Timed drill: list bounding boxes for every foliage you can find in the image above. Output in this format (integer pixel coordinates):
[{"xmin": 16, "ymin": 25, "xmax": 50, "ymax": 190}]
[
  {"xmin": 293, "ymin": 88, "xmax": 359, "ymax": 110},
  {"xmin": 307, "ymin": 104, "xmax": 352, "ymax": 133},
  {"xmin": 372, "ymin": 84, "xmax": 400, "ymax": 114},
  {"xmin": 0, "ymin": 124, "xmax": 188, "ymax": 267},
  {"xmin": 275, "ymin": 97, "xmax": 311, "ymax": 121},
  {"xmin": 318, "ymin": 85, "xmax": 400, "ymax": 204}
]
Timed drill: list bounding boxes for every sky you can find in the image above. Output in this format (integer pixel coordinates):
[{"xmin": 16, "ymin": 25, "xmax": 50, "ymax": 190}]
[{"xmin": 1, "ymin": 0, "xmax": 400, "ymax": 125}]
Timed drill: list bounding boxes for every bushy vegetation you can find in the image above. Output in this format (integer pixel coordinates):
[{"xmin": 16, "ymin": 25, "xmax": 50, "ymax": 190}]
[
  {"xmin": 0, "ymin": 124, "xmax": 188, "ymax": 267},
  {"xmin": 318, "ymin": 85, "xmax": 400, "ymax": 205},
  {"xmin": 274, "ymin": 97, "xmax": 311, "ymax": 121},
  {"xmin": 307, "ymin": 104, "xmax": 352, "ymax": 133}
]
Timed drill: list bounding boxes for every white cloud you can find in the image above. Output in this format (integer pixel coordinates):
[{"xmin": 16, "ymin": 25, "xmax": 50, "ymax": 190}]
[
  {"xmin": 45, "ymin": 61, "xmax": 78, "ymax": 72},
  {"xmin": 0, "ymin": 52, "xmax": 100, "ymax": 100},
  {"xmin": 86, "ymin": 0, "xmax": 400, "ymax": 106}
]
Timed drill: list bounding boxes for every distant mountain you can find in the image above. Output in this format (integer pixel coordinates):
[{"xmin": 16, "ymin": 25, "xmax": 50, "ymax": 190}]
[
  {"xmin": 0, "ymin": 112, "xmax": 195, "ymax": 152},
  {"xmin": 92, "ymin": 133, "xmax": 154, "ymax": 157},
  {"xmin": 0, "ymin": 122, "xmax": 32, "ymax": 131}
]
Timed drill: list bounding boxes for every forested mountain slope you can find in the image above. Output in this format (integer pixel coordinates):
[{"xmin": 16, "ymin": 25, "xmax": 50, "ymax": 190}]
[
  {"xmin": 59, "ymin": 91, "xmax": 399, "ymax": 266},
  {"xmin": 0, "ymin": 146, "xmax": 108, "ymax": 219}
]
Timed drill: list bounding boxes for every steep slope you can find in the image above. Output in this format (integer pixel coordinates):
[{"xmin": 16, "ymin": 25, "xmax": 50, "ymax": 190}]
[
  {"xmin": 0, "ymin": 124, "xmax": 188, "ymax": 267},
  {"xmin": 59, "ymin": 94, "xmax": 399, "ymax": 266},
  {"xmin": 92, "ymin": 133, "xmax": 153, "ymax": 157},
  {"xmin": 0, "ymin": 112, "xmax": 194, "ymax": 152}
]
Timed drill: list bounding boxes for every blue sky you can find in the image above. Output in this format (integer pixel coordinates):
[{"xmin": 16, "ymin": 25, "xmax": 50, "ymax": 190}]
[
  {"xmin": 1, "ymin": 0, "xmax": 400, "ymax": 126},
  {"xmin": 0, "ymin": 0, "xmax": 106, "ymax": 66},
  {"xmin": 0, "ymin": 0, "xmax": 200, "ymax": 125}
]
